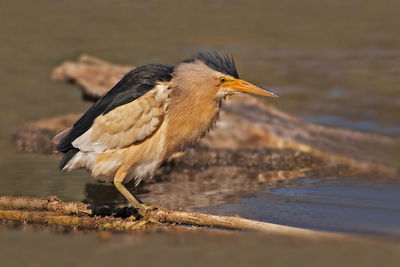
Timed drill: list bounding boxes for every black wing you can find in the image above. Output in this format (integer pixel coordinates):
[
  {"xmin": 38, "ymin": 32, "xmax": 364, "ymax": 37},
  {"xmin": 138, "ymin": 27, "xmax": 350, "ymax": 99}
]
[{"xmin": 56, "ymin": 63, "xmax": 174, "ymax": 168}]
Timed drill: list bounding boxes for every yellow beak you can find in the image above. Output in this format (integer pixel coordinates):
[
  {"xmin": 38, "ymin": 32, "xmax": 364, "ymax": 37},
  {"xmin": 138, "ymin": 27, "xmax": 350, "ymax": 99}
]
[{"xmin": 227, "ymin": 79, "xmax": 278, "ymax": 98}]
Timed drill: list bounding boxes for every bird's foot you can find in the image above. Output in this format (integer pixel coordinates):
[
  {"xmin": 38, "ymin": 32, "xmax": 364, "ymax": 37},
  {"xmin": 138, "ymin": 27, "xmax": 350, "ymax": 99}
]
[
  {"xmin": 125, "ymin": 212, "xmax": 160, "ymax": 230},
  {"xmin": 136, "ymin": 204, "xmax": 161, "ymax": 225},
  {"xmin": 128, "ymin": 219, "xmax": 148, "ymax": 230},
  {"xmin": 144, "ymin": 215, "xmax": 161, "ymax": 225},
  {"xmin": 140, "ymin": 203, "xmax": 152, "ymax": 211}
]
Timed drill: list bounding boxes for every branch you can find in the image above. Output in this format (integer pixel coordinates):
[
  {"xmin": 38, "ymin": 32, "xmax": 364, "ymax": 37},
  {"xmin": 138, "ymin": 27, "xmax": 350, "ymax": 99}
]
[
  {"xmin": 151, "ymin": 208, "xmax": 347, "ymax": 239},
  {"xmin": 0, "ymin": 196, "xmax": 91, "ymax": 215},
  {"xmin": 0, "ymin": 196, "xmax": 347, "ymax": 240}
]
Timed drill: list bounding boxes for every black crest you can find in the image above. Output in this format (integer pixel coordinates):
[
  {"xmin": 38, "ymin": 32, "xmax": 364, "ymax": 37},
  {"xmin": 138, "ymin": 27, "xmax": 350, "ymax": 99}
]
[{"xmin": 184, "ymin": 51, "xmax": 239, "ymax": 78}]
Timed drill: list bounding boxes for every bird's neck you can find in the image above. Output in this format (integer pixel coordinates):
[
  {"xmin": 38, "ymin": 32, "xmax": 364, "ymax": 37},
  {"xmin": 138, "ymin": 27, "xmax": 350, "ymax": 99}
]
[{"xmin": 164, "ymin": 85, "xmax": 222, "ymax": 155}]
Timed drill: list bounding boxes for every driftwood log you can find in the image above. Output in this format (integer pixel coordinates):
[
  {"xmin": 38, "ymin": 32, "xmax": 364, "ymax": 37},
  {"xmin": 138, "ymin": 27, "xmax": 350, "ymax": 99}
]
[
  {"xmin": 0, "ymin": 196, "xmax": 349, "ymax": 240},
  {"xmin": 14, "ymin": 55, "xmax": 398, "ymax": 177}
]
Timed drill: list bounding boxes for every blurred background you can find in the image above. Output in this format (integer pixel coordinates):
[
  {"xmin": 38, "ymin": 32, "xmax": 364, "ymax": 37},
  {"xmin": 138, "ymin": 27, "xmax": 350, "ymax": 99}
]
[{"xmin": 0, "ymin": 0, "xmax": 399, "ymax": 265}]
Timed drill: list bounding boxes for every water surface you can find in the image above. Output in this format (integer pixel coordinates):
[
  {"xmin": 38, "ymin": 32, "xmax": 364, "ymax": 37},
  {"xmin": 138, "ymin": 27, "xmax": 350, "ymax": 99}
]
[{"xmin": 197, "ymin": 178, "xmax": 400, "ymax": 237}]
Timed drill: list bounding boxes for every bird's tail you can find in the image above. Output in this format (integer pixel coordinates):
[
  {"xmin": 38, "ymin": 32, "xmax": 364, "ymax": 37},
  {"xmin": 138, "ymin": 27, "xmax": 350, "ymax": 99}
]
[
  {"xmin": 52, "ymin": 128, "xmax": 72, "ymax": 145},
  {"xmin": 58, "ymin": 148, "xmax": 80, "ymax": 170}
]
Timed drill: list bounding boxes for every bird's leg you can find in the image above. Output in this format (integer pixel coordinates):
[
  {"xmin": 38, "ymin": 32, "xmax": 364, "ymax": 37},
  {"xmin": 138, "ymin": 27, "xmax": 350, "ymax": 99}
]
[
  {"xmin": 113, "ymin": 169, "xmax": 158, "ymax": 224},
  {"xmin": 125, "ymin": 194, "xmax": 154, "ymax": 211},
  {"xmin": 114, "ymin": 180, "xmax": 146, "ymax": 217},
  {"xmin": 133, "ymin": 195, "xmax": 154, "ymax": 211},
  {"xmin": 113, "ymin": 168, "xmax": 147, "ymax": 217}
]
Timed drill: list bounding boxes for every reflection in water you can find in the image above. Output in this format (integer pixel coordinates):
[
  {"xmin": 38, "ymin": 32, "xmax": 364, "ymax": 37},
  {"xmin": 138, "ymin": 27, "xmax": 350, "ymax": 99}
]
[
  {"xmin": 84, "ymin": 168, "xmax": 308, "ymax": 209},
  {"xmin": 83, "ymin": 146, "xmax": 316, "ymax": 209}
]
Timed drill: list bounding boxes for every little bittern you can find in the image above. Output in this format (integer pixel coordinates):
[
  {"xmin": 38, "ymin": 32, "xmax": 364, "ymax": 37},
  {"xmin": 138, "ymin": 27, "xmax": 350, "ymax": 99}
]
[{"xmin": 54, "ymin": 52, "xmax": 277, "ymax": 218}]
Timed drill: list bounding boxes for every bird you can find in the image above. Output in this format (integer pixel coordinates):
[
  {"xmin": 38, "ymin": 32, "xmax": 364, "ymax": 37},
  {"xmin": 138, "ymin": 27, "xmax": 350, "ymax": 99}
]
[{"xmin": 53, "ymin": 51, "xmax": 277, "ymax": 219}]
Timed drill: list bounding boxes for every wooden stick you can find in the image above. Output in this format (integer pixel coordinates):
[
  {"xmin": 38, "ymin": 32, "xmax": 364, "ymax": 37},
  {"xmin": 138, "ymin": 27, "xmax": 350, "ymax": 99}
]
[
  {"xmin": 0, "ymin": 196, "xmax": 92, "ymax": 215},
  {"xmin": 151, "ymin": 207, "xmax": 346, "ymax": 240},
  {"xmin": 0, "ymin": 196, "xmax": 347, "ymax": 239}
]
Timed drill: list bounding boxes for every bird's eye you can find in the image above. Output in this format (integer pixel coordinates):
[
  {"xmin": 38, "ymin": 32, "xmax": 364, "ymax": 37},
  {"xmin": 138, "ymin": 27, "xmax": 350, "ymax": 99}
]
[{"xmin": 219, "ymin": 77, "xmax": 226, "ymax": 83}]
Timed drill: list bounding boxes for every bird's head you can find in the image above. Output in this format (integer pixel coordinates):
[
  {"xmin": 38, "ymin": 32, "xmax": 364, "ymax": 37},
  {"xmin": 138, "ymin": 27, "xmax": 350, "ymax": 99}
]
[{"xmin": 174, "ymin": 52, "xmax": 278, "ymax": 101}]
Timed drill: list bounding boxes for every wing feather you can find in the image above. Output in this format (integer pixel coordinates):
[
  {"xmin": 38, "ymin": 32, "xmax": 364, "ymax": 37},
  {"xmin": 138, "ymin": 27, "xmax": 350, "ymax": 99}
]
[
  {"xmin": 72, "ymin": 85, "xmax": 169, "ymax": 153},
  {"xmin": 56, "ymin": 63, "xmax": 174, "ymax": 170},
  {"xmin": 56, "ymin": 63, "xmax": 174, "ymax": 153}
]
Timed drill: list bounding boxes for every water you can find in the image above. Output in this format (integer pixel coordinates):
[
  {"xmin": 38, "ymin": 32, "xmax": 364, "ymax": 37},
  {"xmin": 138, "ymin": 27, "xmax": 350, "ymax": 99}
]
[
  {"xmin": 197, "ymin": 178, "xmax": 400, "ymax": 237},
  {"xmin": 0, "ymin": 0, "xmax": 400, "ymax": 263}
]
